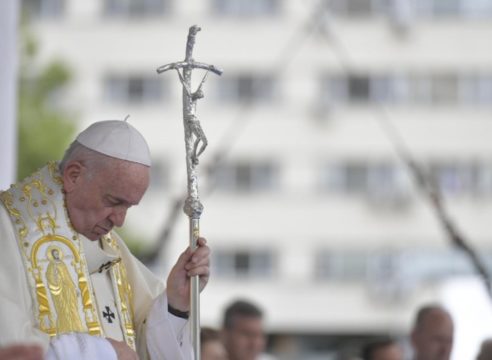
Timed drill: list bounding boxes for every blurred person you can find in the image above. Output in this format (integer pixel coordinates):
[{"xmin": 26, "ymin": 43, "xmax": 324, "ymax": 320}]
[
  {"xmin": 0, "ymin": 120, "xmax": 211, "ymax": 359},
  {"xmin": 476, "ymin": 338, "xmax": 492, "ymax": 360},
  {"xmin": 201, "ymin": 327, "xmax": 228, "ymax": 360},
  {"xmin": 0, "ymin": 344, "xmax": 43, "ymax": 360},
  {"xmin": 410, "ymin": 304, "xmax": 454, "ymax": 360},
  {"xmin": 221, "ymin": 299, "xmax": 275, "ymax": 360},
  {"xmin": 361, "ymin": 337, "xmax": 405, "ymax": 360}
]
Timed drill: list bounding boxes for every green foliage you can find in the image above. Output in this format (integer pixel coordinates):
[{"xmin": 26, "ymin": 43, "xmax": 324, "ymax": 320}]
[{"xmin": 17, "ymin": 28, "xmax": 76, "ymax": 180}]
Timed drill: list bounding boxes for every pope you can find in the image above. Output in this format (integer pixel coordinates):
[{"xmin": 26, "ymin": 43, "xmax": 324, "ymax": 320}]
[{"xmin": 0, "ymin": 119, "xmax": 210, "ymax": 360}]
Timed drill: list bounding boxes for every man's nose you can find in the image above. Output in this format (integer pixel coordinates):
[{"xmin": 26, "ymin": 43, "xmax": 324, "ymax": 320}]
[{"xmin": 109, "ymin": 207, "xmax": 127, "ymax": 227}]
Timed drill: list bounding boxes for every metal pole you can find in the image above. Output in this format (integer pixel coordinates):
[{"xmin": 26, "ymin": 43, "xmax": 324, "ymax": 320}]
[{"xmin": 156, "ymin": 25, "xmax": 222, "ymax": 359}]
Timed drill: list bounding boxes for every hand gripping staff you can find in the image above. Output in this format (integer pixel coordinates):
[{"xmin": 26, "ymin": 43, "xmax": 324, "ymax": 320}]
[{"xmin": 156, "ymin": 25, "xmax": 222, "ymax": 360}]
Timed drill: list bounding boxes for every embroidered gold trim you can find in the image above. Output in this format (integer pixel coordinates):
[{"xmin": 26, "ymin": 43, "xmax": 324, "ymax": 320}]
[
  {"xmin": 0, "ymin": 162, "xmax": 102, "ymax": 337},
  {"xmin": 103, "ymin": 234, "xmax": 136, "ymax": 350}
]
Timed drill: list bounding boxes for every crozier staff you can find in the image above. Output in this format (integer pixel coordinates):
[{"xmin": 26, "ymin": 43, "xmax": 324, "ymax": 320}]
[
  {"xmin": 157, "ymin": 25, "xmax": 222, "ymax": 360},
  {"xmin": 0, "ymin": 119, "xmax": 210, "ymax": 360}
]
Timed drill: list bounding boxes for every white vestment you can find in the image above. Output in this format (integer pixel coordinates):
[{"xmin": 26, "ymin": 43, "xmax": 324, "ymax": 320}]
[{"xmin": 0, "ymin": 164, "xmax": 193, "ymax": 359}]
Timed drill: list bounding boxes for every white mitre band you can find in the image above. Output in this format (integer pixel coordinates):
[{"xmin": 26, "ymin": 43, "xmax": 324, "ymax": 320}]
[{"xmin": 76, "ymin": 119, "xmax": 151, "ymax": 167}]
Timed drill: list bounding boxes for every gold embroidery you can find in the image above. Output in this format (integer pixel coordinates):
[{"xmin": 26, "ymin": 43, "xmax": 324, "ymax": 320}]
[
  {"xmin": 30, "ymin": 234, "xmax": 101, "ymax": 335},
  {"xmin": 47, "ymin": 161, "xmax": 63, "ymax": 185},
  {"xmin": 45, "ymin": 245, "xmax": 85, "ymax": 333},
  {"xmin": 77, "ymin": 259, "xmax": 101, "ymax": 336},
  {"xmin": 0, "ymin": 191, "xmax": 28, "ymax": 241},
  {"xmin": 1, "ymin": 164, "xmax": 102, "ymax": 338},
  {"xmin": 104, "ymin": 234, "xmax": 136, "ymax": 349},
  {"xmin": 33, "ymin": 269, "xmax": 55, "ymax": 336}
]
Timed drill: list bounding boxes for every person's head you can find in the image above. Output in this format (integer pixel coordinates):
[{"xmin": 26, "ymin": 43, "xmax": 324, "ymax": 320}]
[
  {"xmin": 476, "ymin": 338, "xmax": 492, "ymax": 360},
  {"xmin": 411, "ymin": 304, "xmax": 454, "ymax": 360},
  {"xmin": 222, "ymin": 299, "xmax": 266, "ymax": 360},
  {"xmin": 361, "ymin": 337, "xmax": 405, "ymax": 360},
  {"xmin": 60, "ymin": 120, "xmax": 151, "ymax": 241},
  {"xmin": 201, "ymin": 327, "xmax": 228, "ymax": 360}
]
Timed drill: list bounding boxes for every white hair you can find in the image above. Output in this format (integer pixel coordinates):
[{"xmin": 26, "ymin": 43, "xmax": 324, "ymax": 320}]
[{"xmin": 59, "ymin": 141, "xmax": 114, "ymax": 176}]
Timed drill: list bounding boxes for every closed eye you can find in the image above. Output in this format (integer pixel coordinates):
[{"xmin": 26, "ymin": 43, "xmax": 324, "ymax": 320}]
[{"xmin": 105, "ymin": 195, "xmax": 127, "ymax": 207}]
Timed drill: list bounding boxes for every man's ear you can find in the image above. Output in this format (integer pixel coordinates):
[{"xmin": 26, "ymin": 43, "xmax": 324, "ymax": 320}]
[{"xmin": 62, "ymin": 161, "xmax": 84, "ymax": 193}]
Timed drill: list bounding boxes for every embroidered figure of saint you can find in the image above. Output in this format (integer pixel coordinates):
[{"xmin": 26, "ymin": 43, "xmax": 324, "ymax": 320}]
[{"xmin": 45, "ymin": 246, "xmax": 85, "ymax": 333}]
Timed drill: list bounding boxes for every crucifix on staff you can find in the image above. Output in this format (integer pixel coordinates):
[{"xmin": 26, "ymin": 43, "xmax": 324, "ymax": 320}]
[{"xmin": 156, "ymin": 25, "xmax": 223, "ymax": 360}]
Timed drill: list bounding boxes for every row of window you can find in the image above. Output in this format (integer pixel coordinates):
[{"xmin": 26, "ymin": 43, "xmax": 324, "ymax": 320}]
[
  {"xmin": 324, "ymin": 74, "xmax": 492, "ymax": 106},
  {"xmin": 22, "ymin": 0, "xmax": 492, "ymax": 19},
  {"xmin": 322, "ymin": 161, "xmax": 492, "ymax": 198},
  {"xmin": 212, "ymin": 247, "xmax": 492, "ymax": 283},
  {"xmin": 22, "ymin": 0, "xmax": 279, "ymax": 19},
  {"xmin": 150, "ymin": 159, "xmax": 492, "ymax": 199},
  {"xmin": 328, "ymin": 0, "xmax": 492, "ymax": 19},
  {"xmin": 102, "ymin": 72, "xmax": 492, "ymax": 107}
]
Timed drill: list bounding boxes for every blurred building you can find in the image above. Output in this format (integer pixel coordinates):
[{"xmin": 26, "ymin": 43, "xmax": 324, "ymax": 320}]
[{"xmin": 22, "ymin": 0, "xmax": 492, "ymax": 358}]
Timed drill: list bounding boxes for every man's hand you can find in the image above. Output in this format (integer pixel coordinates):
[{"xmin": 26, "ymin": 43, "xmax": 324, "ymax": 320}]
[
  {"xmin": 0, "ymin": 344, "xmax": 43, "ymax": 360},
  {"xmin": 166, "ymin": 237, "xmax": 210, "ymax": 312},
  {"xmin": 106, "ymin": 339, "xmax": 139, "ymax": 360}
]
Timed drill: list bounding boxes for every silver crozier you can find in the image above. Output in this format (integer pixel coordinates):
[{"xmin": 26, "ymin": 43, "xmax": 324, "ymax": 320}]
[{"xmin": 156, "ymin": 25, "xmax": 222, "ymax": 360}]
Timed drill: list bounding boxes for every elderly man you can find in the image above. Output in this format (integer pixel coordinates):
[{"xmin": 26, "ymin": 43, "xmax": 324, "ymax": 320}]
[
  {"xmin": 410, "ymin": 304, "xmax": 454, "ymax": 360},
  {"xmin": 0, "ymin": 120, "xmax": 210, "ymax": 359}
]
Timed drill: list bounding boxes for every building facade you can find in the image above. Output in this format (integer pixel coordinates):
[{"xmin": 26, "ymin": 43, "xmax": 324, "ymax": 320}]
[{"xmin": 21, "ymin": 0, "xmax": 492, "ymax": 358}]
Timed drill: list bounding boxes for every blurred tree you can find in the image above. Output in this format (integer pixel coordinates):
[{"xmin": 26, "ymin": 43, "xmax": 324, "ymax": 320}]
[{"xmin": 17, "ymin": 25, "xmax": 76, "ymax": 180}]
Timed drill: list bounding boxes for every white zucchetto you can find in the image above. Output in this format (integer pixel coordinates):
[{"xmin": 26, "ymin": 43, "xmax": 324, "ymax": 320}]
[{"xmin": 75, "ymin": 120, "xmax": 151, "ymax": 167}]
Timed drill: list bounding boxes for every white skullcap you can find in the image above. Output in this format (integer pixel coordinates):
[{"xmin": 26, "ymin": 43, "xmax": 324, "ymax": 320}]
[{"xmin": 75, "ymin": 120, "xmax": 151, "ymax": 166}]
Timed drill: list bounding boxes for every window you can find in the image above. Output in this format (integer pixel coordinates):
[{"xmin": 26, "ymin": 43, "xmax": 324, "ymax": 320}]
[
  {"xmin": 431, "ymin": 74, "xmax": 460, "ymax": 104},
  {"xmin": 429, "ymin": 161, "xmax": 492, "ymax": 197},
  {"xmin": 322, "ymin": 72, "xmax": 492, "ymax": 106},
  {"xmin": 326, "ymin": 0, "xmax": 385, "ymax": 17},
  {"xmin": 400, "ymin": 249, "xmax": 475, "ymax": 281},
  {"xmin": 22, "ymin": 0, "xmax": 64, "ymax": 19},
  {"xmin": 322, "ymin": 74, "xmax": 403, "ymax": 105},
  {"xmin": 104, "ymin": 74, "xmax": 167, "ymax": 104},
  {"xmin": 322, "ymin": 161, "xmax": 403, "ymax": 197},
  {"xmin": 315, "ymin": 248, "xmax": 487, "ymax": 284},
  {"xmin": 415, "ymin": 0, "xmax": 492, "ymax": 18},
  {"xmin": 315, "ymin": 250, "xmax": 369, "ymax": 281},
  {"xmin": 348, "ymin": 75, "xmax": 371, "ymax": 103},
  {"xmin": 212, "ymin": 0, "xmax": 279, "ymax": 16},
  {"xmin": 475, "ymin": 76, "xmax": 492, "ymax": 104},
  {"xmin": 430, "ymin": 0, "xmax": 462, "ymax": 17},
  {"xmin": 213, "ymin": 248, "xmax": 274, "ymax": 278},
  {"xmin": 326, "ymin": 0, "xmax": 492, "ymax": 18},
  {"xmin": 208, "ymin": 161, "xmax": 279, "ymax": 193},
  {"xmin": 371, "ymin": 75, "xmax": 395, "ymax": 104},
  {"xmin": 218, "ymin": 74, "xmax": 276, "ymax": 104},
  {"xmin": 461, "ymin": 0, "xmax": 492, "ymax": 18},
  {"xmin": 463, "ymin": 75, "xmax": 492, "ymax": 105},
  {"xmin": 103, "ymin": 0, "xmax": 168, "ymax": 18}
]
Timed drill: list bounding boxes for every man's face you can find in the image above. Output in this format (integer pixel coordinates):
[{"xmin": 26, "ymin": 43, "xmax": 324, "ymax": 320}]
[
  {"xmin": 412, "ymin": 311, "xmax": 454, "ymax": 360},
  {"xmin": 63, "ymin": 159, "xmax": 149, "ymax": 240},
  {"xmin": 224, "ymin": 316, "xmax": 266, "ymax": 360}
]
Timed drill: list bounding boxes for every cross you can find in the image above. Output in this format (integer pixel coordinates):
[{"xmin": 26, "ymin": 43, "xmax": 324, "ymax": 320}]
[
  {"xmin": 156, "ymin": 25, "xmax": 222, "ymax": 169},
  {"xmin": 156, "ymin": 25, "xmax": 222, "ymax": 360},
  {"xmin": 103, "ymin": 306, "xmax": 115, "ymax": 324}
]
